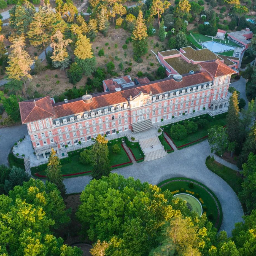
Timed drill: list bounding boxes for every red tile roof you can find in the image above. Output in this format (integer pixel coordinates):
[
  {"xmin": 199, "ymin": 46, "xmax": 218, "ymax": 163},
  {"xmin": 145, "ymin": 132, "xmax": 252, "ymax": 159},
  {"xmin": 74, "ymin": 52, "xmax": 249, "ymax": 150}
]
[
  {"xmin": 19, "ymin": 96, "xmax": 55, "ymax": 124},
  {"xmin": 53, "ymin": 71, "xmax": 212, "ymax": 118},
  {"xmin": 136, "ymin": 77, "xmax": 151, "ymax": 84},
  {"xmin": 199, "ymin": 60, "xmax": 236, "ymax": 77},
  {"xmin": 20, "ymin": 62, "xmax": 229, "ymax": 122}
]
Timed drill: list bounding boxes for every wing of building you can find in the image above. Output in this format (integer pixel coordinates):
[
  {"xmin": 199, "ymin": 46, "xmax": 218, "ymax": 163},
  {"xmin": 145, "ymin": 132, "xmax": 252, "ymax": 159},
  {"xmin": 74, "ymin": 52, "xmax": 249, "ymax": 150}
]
[{"xmin": 19, "ymin": 59, "xmax": 235, "ymax": 159}]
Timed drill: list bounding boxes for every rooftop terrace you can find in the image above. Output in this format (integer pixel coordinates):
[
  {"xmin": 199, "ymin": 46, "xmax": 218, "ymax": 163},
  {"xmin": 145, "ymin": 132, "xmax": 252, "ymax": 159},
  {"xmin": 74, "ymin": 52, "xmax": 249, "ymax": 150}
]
[{"xmin": 181, "ymin": 47, "xmax": 219, "ymax": 62}]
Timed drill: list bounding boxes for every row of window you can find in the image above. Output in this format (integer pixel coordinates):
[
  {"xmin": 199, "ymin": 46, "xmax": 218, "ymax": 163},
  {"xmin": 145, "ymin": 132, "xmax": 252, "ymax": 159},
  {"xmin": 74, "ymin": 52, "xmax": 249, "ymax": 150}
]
[{"xmin": 35, "ymin": 127, "xmax": 129, "ymax": 147}]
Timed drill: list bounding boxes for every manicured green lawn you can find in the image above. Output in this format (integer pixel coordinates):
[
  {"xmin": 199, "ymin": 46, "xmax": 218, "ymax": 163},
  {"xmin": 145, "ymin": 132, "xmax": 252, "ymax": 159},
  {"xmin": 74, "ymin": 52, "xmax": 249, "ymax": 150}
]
[
  {"xmin": 124, "ymin": 137, "xmax": 144, "ymax": 162},
  {"xmin": 158, "ymin": 133, "xmax": 174, "ymax": 153},
  {"xmin": 205, "ymin": 156, "xmax": 243, "ymax": 195},
  {"xmin": 162, "ymin": 114, "xmax": 227, "ymax": 149},
  {"xmin": 108, "ymin": 141, "xmax": 131, "ymax": 166},
  {"xmin": 174, "ymin": 193, "xmax": 202, "ymax": 216},
  {"xmin": 219, "ymin": 50, "xmax": 234, "ymax": 57},
  {"xmin": 187, "ymin": 34, "xmax": 202, "ymax": 49},
  {"xmin": 158, "ymin": 177, "xmax": 222, "ymax": 229},
  {"xmin": 32, "ymin": 138, "xmax": 132, "ymax": 178}
]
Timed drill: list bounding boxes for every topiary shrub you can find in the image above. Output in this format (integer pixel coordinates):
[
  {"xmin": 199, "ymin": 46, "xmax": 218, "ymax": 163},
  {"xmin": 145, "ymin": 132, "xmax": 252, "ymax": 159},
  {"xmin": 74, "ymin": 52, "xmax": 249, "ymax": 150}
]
[{"xmin": 180, "ymin": 188, "xmax": 185, "ymax": 192}]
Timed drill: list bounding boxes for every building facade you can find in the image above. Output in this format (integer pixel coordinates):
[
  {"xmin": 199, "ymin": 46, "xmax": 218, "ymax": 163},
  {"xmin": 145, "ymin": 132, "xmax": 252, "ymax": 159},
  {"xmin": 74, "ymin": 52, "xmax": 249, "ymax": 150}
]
[{"xmin": 19, "ymin": 60, "xmax": 235, "ymax": 159}]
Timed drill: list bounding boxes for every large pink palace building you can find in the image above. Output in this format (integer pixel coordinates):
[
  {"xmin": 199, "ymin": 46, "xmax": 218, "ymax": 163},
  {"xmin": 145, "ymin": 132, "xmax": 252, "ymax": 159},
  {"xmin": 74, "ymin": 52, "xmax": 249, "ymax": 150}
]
[{"xmin": 19, "ymin": 57, "xmax": 235, "ymax": 159}]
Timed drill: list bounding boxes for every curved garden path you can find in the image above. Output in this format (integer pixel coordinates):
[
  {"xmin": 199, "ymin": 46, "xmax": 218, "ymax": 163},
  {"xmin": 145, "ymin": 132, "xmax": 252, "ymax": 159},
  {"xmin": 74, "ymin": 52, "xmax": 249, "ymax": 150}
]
[{"xmin": 64, "ymin": 140, "xmax": 244, "ymax": 236}]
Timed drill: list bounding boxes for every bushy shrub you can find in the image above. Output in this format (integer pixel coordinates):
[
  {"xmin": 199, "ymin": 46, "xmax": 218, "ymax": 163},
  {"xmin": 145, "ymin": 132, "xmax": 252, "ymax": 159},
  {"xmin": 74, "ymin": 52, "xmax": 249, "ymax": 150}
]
[
  {"xmin": 220, "ymin": 6, "xmax": 226, "ymax": 13},
  {"xmin": 137, "ymin": 71, "xmax": 144, "ymax": 77},
  {"xmin": 79, "ymin": 149, "xmax": 92, "ymax": 165},
  {"xmin": 122, "ymin": 44, "xmax": 128, "ymax": 50},
  {"xmin": 67, "ymin": 63, "xmax": 83, "ymax": 85},
  {"xmin": 106, "ymin": 61, "xmax": 115, "ymax": 73},
  {"xmin": 198, "ymin": 0, "xmax": 204, "ymax": 5},
  {"xmin": 119, "ymin": 62, "xmax": 124, "ymax": 70},
  {"xmin": 156, "ymin": 66, "xmax": 166, "ymax": 79},
  {"xmin": 197, "ymin": 119, "xmax": 209, "ymax": 129},
  {"xmin": 170, "ymin": 124, "xmax": 187, "ymax": 140},
  {"xmin": 112, "ymin": 144, "xmax": 121, "ymax": 154},
  {"xmin": 184, "ymin": 121, "xmax": 198, "ymax": 134},
  {"xmin": 98, "ymin": 49, "xmax": 104, "ymax": 56}
]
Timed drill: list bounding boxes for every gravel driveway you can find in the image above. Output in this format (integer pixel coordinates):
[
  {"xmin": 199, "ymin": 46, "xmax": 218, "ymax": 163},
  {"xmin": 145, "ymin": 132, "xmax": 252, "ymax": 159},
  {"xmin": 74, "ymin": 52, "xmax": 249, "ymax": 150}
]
[
  {"xmin": 64, "ymin": 140, "xmax": 244, "ymax": 236},
  {"xmin": 0, "ymin": 125, "xmax": 28, "ymax": 166}
]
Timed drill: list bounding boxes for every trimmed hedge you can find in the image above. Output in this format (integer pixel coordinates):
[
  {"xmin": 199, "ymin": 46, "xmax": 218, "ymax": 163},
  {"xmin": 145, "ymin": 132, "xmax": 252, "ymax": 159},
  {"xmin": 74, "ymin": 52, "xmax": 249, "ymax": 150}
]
[{"xmin": 8, "ymin": 152, "xmax": 25, "ymax": 170}]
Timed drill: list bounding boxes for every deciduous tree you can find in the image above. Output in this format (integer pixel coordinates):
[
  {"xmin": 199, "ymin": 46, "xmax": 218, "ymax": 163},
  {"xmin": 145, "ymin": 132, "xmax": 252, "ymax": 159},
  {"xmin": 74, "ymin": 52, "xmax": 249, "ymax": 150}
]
[
  {"xmin": 150, "ymin": 0, "xmax": 170, "ymax": 27},
  {"xmin": 50, "ymin": 30, "xmax": 72, "ymax": 69},
  {"xmin": 239, "ymin": 153, "xmax": 256, "ymax": 214},
  {"xmin": 208, "ymin": 126, "xmax": 229, "ymax": 156},
  {"xmin": 176, "ymin": 31, "xmax": 188, "ymax": 49},
  {"xmin": 0, "ymin": 179, "xmax": 81, "ymax": 255},
  {"xmin": 0, "ymin": 92, "xmax": 22, "ymax": 122}
]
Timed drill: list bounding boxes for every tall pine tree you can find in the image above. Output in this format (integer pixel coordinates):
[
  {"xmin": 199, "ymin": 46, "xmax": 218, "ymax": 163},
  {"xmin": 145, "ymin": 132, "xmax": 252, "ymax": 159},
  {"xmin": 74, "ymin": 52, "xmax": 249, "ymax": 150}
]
[
  {"xmin": 90, "ymin": 135, "xmax": 111, "ymax": 180},
  {"xmin": 6, "ymin": 36, "xmax": 33, "ymax": 81},
  {"xmin": 227, "ymin": 91, "xmax": 240, "ymax": 143},
  {"xmin": 132, "ymin": 10, "xmax": 148, "ymax": 61},
  {"xmin": 46, "ymin": 148, "xmax": 66, "ymax": 197}
]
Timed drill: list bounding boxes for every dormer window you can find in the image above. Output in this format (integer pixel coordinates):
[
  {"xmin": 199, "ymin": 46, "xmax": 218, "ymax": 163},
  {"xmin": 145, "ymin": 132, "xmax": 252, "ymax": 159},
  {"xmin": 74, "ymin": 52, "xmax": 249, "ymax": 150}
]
[
  {"xmin": 123, "ymin": 103, "xmax": 127, "ymax": 109},
  {"xmin": 98, "ymin": 110, "xmax": 102, "ymax": 115},
  {"xmin": 84, "ymin": 113, "xmax": 88, "ymax": 118},
  {"xmin": 104, "ymin": 108, "xmax": 108, "ymax": 114},
  {"xmin": 152, "ymin": 96, "xmax": 156, "ymax": 102},
  {"xmin": 159, "ymin": 95, "xmax": 162, "ymax": 100},
  {"xmin": 176, "ymin": 91, "xmax": 179, "ymax": 96},
  {"xmin": 111, "ymin": 107, "xmax": 114, "ymax": 112},
  {"xmin": 63, "ymin": 119, "xmax": 67, "ymax": 124},
  {"xmin": 70, "ymin": 117, "xmax": 74, "ymax": 122},
  {"xmin": 77, "ymin": 115, "xmax": 81, "ymax": 120},
  {"xmin": 165, "ymin": 94, "xmax": 168, "ymax": 99},
  {"xmin": 91, "ymin": 112, "xmax": 95, "ymax": 117}
]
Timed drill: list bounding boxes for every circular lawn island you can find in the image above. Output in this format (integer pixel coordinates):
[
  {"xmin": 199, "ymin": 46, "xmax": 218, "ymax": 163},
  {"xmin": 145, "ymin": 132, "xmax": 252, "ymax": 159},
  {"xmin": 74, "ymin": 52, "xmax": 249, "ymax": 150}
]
[
  {"xmin": 174, "ymin": 193, "xmax": 203, "ymax": 216},
  {"xmin": 158, "ymin": 177, "xmax": 223, "ymax": 230}
]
